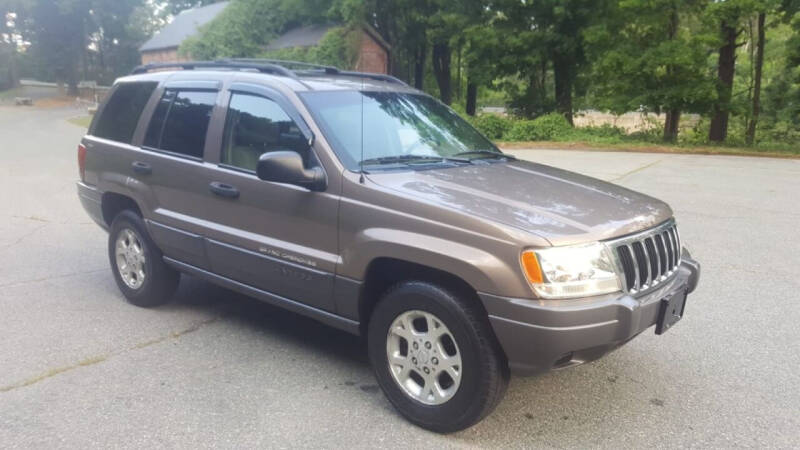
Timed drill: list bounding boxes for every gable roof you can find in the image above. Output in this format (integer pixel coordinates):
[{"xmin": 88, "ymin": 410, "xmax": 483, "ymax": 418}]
[
  {"xmin": 265, "ymin": 23, "xmax": 391, "ymax": 52},
  {"xmin": 265, "ymin": 24, "xmax": 337, "ymax": 50},
  {"xmin": 140, "ymin": 2, "xmax": 229, "ymax": 52}
]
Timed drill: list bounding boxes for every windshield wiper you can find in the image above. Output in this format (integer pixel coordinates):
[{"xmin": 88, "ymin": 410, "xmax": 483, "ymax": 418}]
[
  {"xmin": 452, "ymin": 150, "xmax": 516, "ymax": 160},
  {"xmin": 361, "ymin": 154, "xmax": 471, "ymax": 167}
]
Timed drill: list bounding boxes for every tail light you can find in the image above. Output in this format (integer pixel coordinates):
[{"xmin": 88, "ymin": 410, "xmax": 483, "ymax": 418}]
[{"xmin": 77, "ymin": 143, "xmax": 87, "ymax": 182}]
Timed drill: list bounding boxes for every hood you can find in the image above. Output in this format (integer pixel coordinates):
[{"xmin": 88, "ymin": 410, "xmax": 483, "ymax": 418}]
[{"xmin": 367, "ymin": 159, "xmax": 673, "ymax": 246}]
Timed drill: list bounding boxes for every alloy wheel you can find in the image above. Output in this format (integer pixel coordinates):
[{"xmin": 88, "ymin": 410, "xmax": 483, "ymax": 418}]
[
  {"xmin": 386, "ymin": 310, "xmax": 462, "ymax": 405},
  {"xmin": 115, "ymin": 228, "xmax": 146, "ymax": 290}
]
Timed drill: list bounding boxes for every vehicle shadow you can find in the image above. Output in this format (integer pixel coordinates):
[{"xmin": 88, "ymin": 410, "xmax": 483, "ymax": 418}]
[
  {"xmin": 167, "ymin": 275, "xmax": 676, "ymax": 445},
  {"xmin": 169, "ymin": 274, "xmax": 369, "ymax": 370}
]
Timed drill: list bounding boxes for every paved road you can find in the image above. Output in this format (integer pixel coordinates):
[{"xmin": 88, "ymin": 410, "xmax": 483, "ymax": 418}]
[{"xmin": 1, "ymin": 106, "xmax": 798, "ymax": 448}]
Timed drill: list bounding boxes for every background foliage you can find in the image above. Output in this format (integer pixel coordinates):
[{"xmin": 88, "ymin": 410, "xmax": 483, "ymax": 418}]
[{"xmin": 1, "ymin": 0, "xmax": 799, "ymax": 149}]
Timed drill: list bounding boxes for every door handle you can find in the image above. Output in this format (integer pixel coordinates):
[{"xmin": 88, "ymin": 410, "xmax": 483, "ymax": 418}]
[
  {"xmin": 131, "ymin": 161, "xmax": 152, "ymax": 175},
  {"xmin": 209, "ymin": 181, "xmax": 240, "ymax": 199}
]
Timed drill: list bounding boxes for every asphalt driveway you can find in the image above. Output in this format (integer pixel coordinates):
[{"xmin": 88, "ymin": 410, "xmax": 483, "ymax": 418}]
[{"xmin": 1, "ymin": 106, "xmax": 798, "ymax": 448}]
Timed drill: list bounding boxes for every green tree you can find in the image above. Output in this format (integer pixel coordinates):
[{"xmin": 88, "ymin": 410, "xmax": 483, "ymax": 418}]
[
  {"xmin": 704, "ymin": 0, "xmax": 773, "ymax": 142},
  {"xmin": 494, "ymin": 0, "xmax": 612, "ymax": 124},
  {"xmin": 180, "ymin": 0, "xmax": 356, "ymax": 59},
  {"xmin": 25, "ymin": 0, "xmax": 93, "ymax": 94},
  {"xmin": 0, "ymin": 1, "xmax": 25, "ymax": 89},
  {"xmin": 586, "ymin": 0, "xmax": 714, "ymax": 141},
  {"xmin": 89, "ymin": 0, "xmax": 152, "ymax": 84}
]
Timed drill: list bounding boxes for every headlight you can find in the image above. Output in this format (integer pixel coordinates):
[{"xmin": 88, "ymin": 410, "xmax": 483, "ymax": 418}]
[{"xmin": 520, "ymin": 243, "xmax": 621, "ymax": 299}]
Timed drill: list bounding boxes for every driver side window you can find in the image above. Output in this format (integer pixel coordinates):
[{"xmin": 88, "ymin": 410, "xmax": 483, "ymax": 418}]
[{"xmin": 221, "ymin": 93, "xmax": 307, "ymax": 172}]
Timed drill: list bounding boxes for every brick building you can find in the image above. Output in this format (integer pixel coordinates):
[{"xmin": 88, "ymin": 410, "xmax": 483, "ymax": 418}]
[
  {"xmin": 139, "ymin": 2, "xmax": 228, "ymax": 65},
  {"xmin": 265, "ymin": 24, "xmax": 390, "ymax": 74},
  {"xmin": 139, "ymin": 2, "xmax": 390, "ymax": 74}
]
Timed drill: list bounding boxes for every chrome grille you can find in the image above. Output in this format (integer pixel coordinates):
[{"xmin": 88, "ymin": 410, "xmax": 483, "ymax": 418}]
[{"xmin": 609, "ymin": 220, "xmax": 681, "ymax": 295}]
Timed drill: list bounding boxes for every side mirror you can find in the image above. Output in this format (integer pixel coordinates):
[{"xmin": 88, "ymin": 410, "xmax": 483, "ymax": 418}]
[{"xmin": 256, "ymin": 151, "xmax": 326, "ymax": 191}]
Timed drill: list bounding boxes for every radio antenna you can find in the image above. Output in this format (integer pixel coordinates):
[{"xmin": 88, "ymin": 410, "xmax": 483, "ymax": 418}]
[{"xmin": 359, "ymin": 75, "xmax": 365, "ymax": 183}]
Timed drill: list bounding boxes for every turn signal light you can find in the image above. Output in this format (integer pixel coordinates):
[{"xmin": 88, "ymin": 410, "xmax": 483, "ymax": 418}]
[{"xmin": 520, "ymin": 251, "xmax": 544, "ymax": 284}]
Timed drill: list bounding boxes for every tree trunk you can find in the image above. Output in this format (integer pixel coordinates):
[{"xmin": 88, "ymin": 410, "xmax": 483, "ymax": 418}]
[
  {"xmin": 745, "ymin": 12, "xmax": 765, "ymax": 146},
  {"xmin": 662, "ymin": 8, "xmax": 679, "ymax": 142},
  {"xmin": 663, "ymin": 109, "xmax": 681, "ymax": 142},
  {"xmin": 709, "ymin": 22, "xmax": 738, "ymax": 142},
  {"xmin": 456, "ymin": 45, "xmax": 462, "ymax": 101},
  {"xmin": 553, "ymin": 55, "xmax": 574, "ymax": 125},
  {"xmin": 466, "ymin": 81, "xmax": 477, "ymax": 116},
  {"xmin": 431, "ymin": 42, "xmax": 452, "ymax": 105},
  {"xmin": 414, "ymin": 43, "xmax": 426, "ymax": 90},
  {"xmin": 6, "ymin": 46, "xmax": 19, "ymax": 88}
]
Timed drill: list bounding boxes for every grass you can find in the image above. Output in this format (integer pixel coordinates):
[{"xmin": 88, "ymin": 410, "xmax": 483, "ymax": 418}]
[
  {"xmin": 67, "ymin": 115, "xmax": 92, "ymax": 128},
  {"xmin": 0, "ymin": 86, "xmax": 24, "ymax": 100},
  {"xmin": 498, "ymin": 139, "xmax": 800, "ymax": 159},
  {"xmin": 468, "ymin": 112, "xmax": 800, "ymax": 158}
]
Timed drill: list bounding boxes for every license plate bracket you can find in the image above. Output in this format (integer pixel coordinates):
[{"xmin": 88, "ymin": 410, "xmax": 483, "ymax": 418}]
[{"xmin": 655, "ymin": 289, "xmax": 688, "ymax": 335}]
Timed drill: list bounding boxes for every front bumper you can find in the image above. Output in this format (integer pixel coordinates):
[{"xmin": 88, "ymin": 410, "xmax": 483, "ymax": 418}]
[{"xmin": 481, "ymin": 254, "xmax": 701, "ymax": 376}]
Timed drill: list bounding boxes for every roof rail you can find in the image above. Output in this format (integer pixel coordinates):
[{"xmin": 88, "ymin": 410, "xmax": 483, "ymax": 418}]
[
  {"xmin": 130, "ymin": 61, "xmax": 299, "ymax": 79},
  {"xmin": 223, "ymin": 58, "xmax": 339, "ymax": 73},
  {"xmin": 130, "ymin": 59, "xmax": 408, "ymax": 86},
  {"xmin": 331, "ymin": 70, "xmax": 408, "ymax": 86}
]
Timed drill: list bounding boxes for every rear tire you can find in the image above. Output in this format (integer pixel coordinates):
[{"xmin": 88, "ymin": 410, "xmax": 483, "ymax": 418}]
[
  {"xmin": 367, "ymin": 281, "xmax": 509, "ymax": 433},
  {"xmin": 108, "ymin": 210, "xmax": 179, "ymax": 307}
]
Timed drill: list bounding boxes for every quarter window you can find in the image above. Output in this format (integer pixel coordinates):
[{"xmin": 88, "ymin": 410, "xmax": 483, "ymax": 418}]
[
  {"xmin": 144, "ymin": 89, "xmax": 217, "ymax": 158},
  {"xmin": 221, "ymin": 93, "xmax": 308, "ymax": 172},
  {"xmin": 93, "ymin": 81, "xmax": 157, "ymax": 144}
]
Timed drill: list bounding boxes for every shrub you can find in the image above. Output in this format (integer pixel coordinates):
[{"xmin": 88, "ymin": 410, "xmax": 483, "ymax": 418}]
[
  {"xmin": 504, "ymin": 120, "xmax": 538, "ymax": 141},
  {"xmin": 469, "ymin": 114, "xmax": 512, "ymax": 139},
  {"xmin": 505, "ymin": 113, "xmax": 572, "ymax": 141},
  {"xmin": 579, "ymin": 124, "xmax": 626, "ymax": 139}
]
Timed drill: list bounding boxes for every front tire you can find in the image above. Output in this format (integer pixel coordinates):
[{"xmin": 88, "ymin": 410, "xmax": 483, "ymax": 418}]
[
  {"xmin": 108, "ymin": 210, "xmax": 179, "ymax": 307},
  {"xmin": 368, "ymin": 281, "xmax": 509, "ymax": 433}
]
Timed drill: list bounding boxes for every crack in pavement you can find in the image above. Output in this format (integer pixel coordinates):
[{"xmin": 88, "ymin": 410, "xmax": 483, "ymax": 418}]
[
  {"xmin": 5, "ymin": 214, "xmax": 95, "ymax": 226},
  {"xmin": 608, "ymin": 158, "xmax": 664, "ymax": 182},
  {"xmin": 0, "ymin": 315, "xmax": 222, "ymax": 394},
  {"xmin": 10, "ymin": 215, "xmax": 51, "ymax": 223},
  {"xmin": 0, "ymin": 223, "xmax": 49, "ymax": 251},
  {"xmin": 0, "ymin": 268, "xmax": 108, "ymax": 289}
]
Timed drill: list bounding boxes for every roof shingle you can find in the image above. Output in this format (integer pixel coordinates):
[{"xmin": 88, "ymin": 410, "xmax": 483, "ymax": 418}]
[{"xmin": 139, "ymin": 2, "xmax": 229, "ymax": 52}]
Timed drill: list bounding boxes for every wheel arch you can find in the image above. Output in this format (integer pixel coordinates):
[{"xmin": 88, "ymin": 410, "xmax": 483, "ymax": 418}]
[
  {"xmin": 101, "ymin": 191, "xmax": 142, "ymax": 226},
  {"xmin": 358, "ymin": 257, "xmax": 488, "ymax": 336}
]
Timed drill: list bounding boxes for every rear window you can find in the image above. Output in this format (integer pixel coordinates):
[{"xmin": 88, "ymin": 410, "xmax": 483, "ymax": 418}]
[
  {"xmin": 93, "ymin": 82, "xmax": 157, "ymax": 144},
  {"xmin": 143, "ymin": 89, "xmax": 217, "ymax": 158}
]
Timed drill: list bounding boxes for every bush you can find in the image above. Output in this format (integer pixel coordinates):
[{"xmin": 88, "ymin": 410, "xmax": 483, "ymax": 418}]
[
  {"xmin": 469, "ymin": 114, "xmax": 512, "ymax": 139},
  {"xmin": 578, "ymin": 124, "xmax": 626, "ymax": 139},
  {"xmin": 505, "ymin": 113, "xmax": 572, "ymax": 141}
]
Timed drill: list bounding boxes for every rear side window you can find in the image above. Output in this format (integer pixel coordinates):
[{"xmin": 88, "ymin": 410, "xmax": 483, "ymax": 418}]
[
  {"xmin": 144, "ymin": 89, "xmax": 217, "ymax": 158},
  {"xmin": 93, "ymin": 82, "xmax": 157, "ymax": 143}
]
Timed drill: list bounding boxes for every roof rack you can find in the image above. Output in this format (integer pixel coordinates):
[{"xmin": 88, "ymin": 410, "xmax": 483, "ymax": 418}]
[
  {"xmin": 130, "ymin": 60, "xmax": 299, "ymax": 79},
  {"xmin": 224, "ymin": 58, "xmax": 339, "ymax": 73},
  {"xmin": 130, "ymin": 58, "xmax": 408, "ymax": 86}
]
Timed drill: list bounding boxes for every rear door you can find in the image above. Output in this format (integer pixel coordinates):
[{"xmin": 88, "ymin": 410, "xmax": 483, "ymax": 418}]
[
  {"xmin": 131, "ymin": 80, "xmax": 222, "ymax": 269},
  {"xmin": 198, "ymin": 83, "xmax": 340, "ymax": 312},
  {"xmin": 85, "ymin": 80, "xmax": 158, "ymax": 189}
]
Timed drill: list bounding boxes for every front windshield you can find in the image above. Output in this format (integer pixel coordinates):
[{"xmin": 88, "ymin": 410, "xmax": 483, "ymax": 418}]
[{"xmin": 300, "ymin": 91, "xmax": 504, "ymax": 171}]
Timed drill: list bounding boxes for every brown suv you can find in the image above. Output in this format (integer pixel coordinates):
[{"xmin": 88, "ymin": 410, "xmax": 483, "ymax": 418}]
[{"xmin": 77, "ymin": 60, "xmax": 700, "ymax": 433}]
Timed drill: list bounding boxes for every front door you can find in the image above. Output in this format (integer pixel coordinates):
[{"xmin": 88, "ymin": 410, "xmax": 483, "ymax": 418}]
[{"xmin": 199, "ymin": 86, "xmax": 339, "ymax": 312}]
